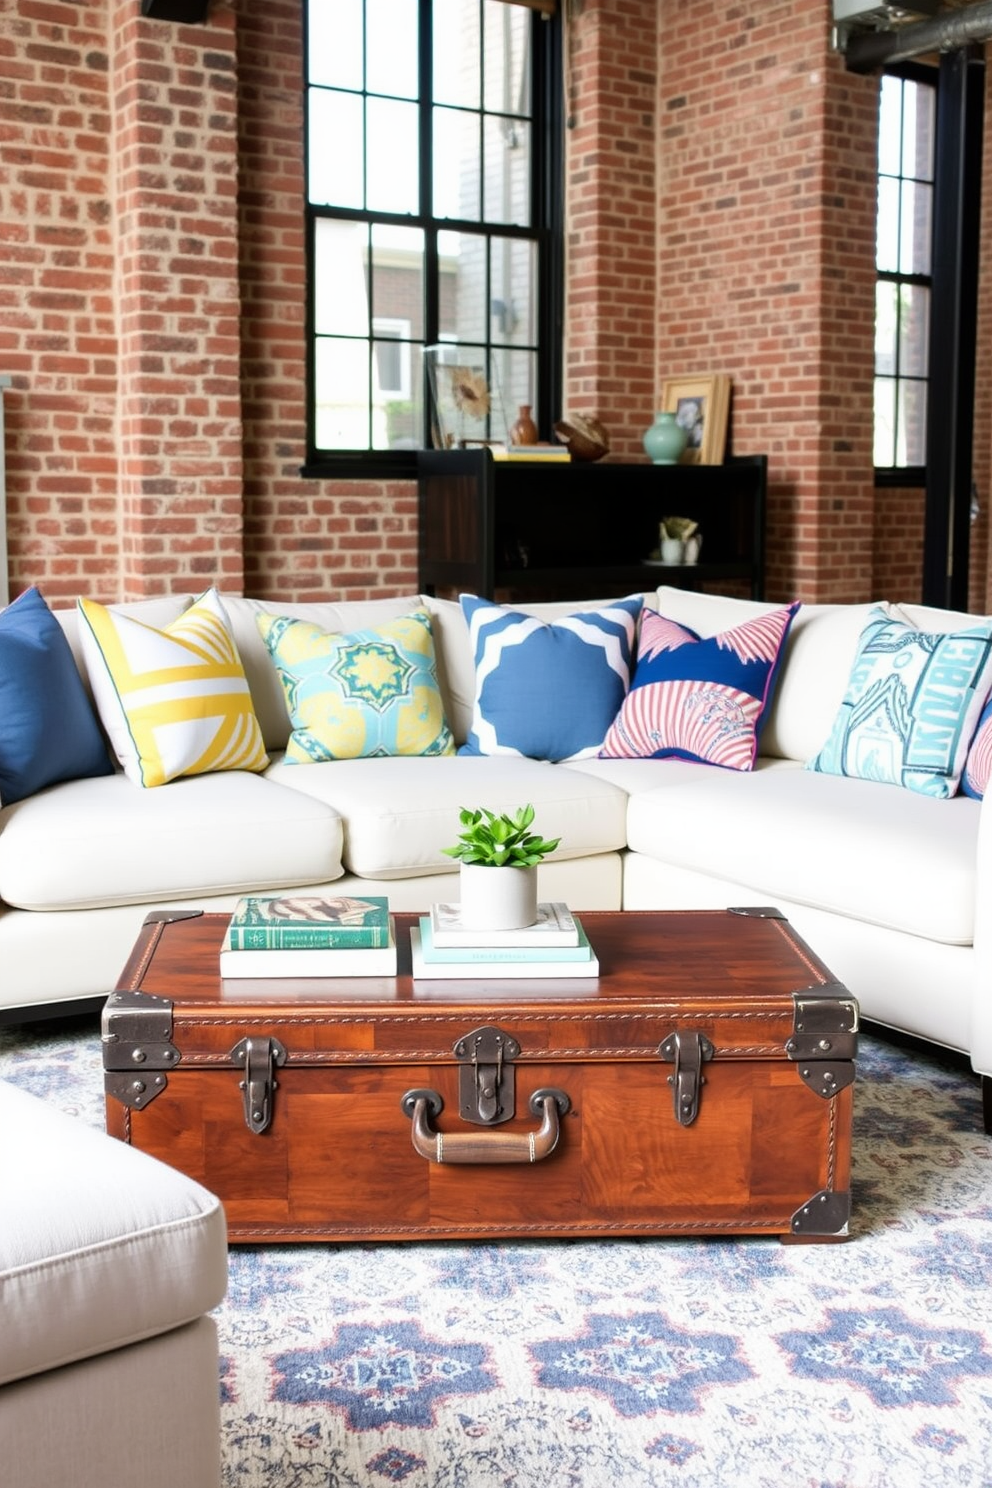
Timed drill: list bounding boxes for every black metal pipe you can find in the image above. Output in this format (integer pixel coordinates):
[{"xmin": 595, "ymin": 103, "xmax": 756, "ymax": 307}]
[{"xmin": 844, "ymin": 1, "xmax": 992, "ymax": 72}]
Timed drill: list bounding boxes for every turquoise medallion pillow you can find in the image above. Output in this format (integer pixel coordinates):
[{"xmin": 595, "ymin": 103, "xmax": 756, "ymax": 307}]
[
  {"xmin": 257, "ymin": 608, "xmax": 454, "ymax": 762},
  {"xmin": 0, "ymin": 586, "xmax": 113, "ymax": 805},
  {"xmin": 458, "ymin": 594, "xmax": 643, "ymax": 761},
  {"xmin": 806, "ymin": 606, "xmax": 992, "ymax": 798},
  {"xmin": 599, "ymin": 603, "xmax": 800, "ymax": 769}
]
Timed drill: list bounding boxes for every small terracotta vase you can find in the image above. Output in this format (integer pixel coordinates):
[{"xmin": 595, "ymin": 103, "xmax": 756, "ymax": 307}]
[{"xmin": 510, "ymin": 404, "xmax": 539, "ymax": 445}]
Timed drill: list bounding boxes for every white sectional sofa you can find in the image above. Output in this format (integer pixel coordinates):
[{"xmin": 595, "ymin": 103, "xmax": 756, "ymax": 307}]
[{"xmin": 1, "ymin": 584, "xmax": 990, "ymax": 1130}]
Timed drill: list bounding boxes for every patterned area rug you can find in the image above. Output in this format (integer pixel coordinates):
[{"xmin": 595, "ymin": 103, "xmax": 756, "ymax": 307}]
[{"xmin": 3, "ymin": 1018, "xmax": 992, "ymax": 1487}]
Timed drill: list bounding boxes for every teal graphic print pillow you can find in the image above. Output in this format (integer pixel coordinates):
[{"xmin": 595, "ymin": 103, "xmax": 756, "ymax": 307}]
[{"xmin": 806, "ymin": 606, "xmax": 992, "ymax": 798}]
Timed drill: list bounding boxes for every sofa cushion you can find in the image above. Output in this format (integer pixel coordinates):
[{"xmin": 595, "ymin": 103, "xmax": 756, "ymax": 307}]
[
  {"xmin": 77, "ymin": 588, "xmax": 269, "ymax": 788},
  {"xmin": 807, "ymin": 606, "xmax": 992, "ymax": 798},
  {"xmin": 601, "ymin": 603, "xmax": 799, "ymax": 769},
  {"xmin": 0, "ymin": 1079, "xmax": 227, "ymax": 1386},
  {"xmin": 0, "ymin": 587, "xmax": 113, "ymax": 805},
  {"xmin": 648, "ymin": 588, "xmax": 877, "ymax": 764},
  {"xmin": 257, "ymin": 608, "xmax": 454, "ymax": 762},
  {"xmin": 625, "ymin": 763, "xmax": 979, "ymax": 945},
  {"xmin": 0, "ymin": 771, "xmax": 344, "ymax": 911},
  {"xmin": 458, "ymin": 593, "xmax": 642, "ymax": 761},
  {"xmin": 222, "ymin": 594, "xmax": 430, "ymax": 751},
  {"xmin": 263, "ymin": 754, "xmax": 629, "ymax": 878}
]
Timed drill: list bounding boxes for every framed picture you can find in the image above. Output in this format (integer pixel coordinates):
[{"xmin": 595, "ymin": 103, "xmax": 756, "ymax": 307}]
[{"xmin": 660, "ymin": 373, "xmax": 731, "ymax": 465}]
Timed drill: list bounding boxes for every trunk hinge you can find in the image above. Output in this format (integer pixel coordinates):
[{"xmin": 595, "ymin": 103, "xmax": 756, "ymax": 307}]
[
  {"xmin": 786, "ymin": 987, "xmax": 859, "ymax": 1098},
  {"xmin": 231, "ymin": 1036, "xmax": 288, "ymax": 1134},
  {"xmin": 102, "ymin": 989, "xmax": 180, "ymax": 1111},
  {"xmin": 658, "ymin": 1030, "xmax": 714, "ymax": 1126},
  {"xmin": 454, "ymin": 1024, "xmax": 519, "ymax": 1126}
]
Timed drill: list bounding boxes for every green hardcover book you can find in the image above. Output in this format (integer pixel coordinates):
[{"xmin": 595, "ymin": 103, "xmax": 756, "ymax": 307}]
[{"xmin": 225, "ymin": 894, "xmax": 391, "ymax": 949}]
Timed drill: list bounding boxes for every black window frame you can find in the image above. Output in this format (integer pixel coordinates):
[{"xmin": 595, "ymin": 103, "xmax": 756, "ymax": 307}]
[
  {"xmin": 301, "ymin": 0, "xmax": 564, "ymax": 483},
  {"xmin": 874, "ymin": 59, "xmax": 938, "ymax": 490}
]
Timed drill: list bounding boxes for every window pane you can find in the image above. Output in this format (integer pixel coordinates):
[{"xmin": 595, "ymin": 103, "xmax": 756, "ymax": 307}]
[
  {"xmin": 876, "ymin": 177, "xmax": 899, "ymax": 273},
  {"xmin": 310, "ymin": 92, "xmax": 364, "ymax": 207},
  {"xmin": 484, "ymin": 115, "xmax": 530, "ymax": 226},
  {"xmin": 875, "ymin": 281, "xmax": 897, "ymax": 375},
  {"xmin": 314, "ymin": 220, "xmax": 370, "ymax": 335},
  {"xmin": 433, "ymin": 0, "xmax": 480, "ymax": 107},
  {"xmin": 899, "ymin": 179, "xmax": 932, "ymax": 275},
  {"xmin": 373, "ymin": 342, "xmax": 423, "ymax": 449},
  {"xmin": 433, "ymin": 106, "xmax": 481, "ymax": 220},
  {"xmin": 898, "ymin": 379, "xmax": 927, "ymax": 465},
  {"xmin": 874, "ymin": 377, "xmax": 896, "ymax": 466},
  {"xmin": 370, "ymin": 224, "xmax": 424, "ymax": 338},
  {"xmin": 484, "ymin": 0, "xmax": 531, "ymax": 116},
  {"xmin": 898, "ymin": 283, "xmax": 929, "ymax": 377},
  {"xmin": 308, "ymin": 0, "xmax": 362, "ymax": 89},
  {"xmin": 490, "ymin": 235, "xmax": 536, "ymax": 345},
  {"xmin": 366, "ymin": 0, "xmax": 418, "ymax": 98},
  {"xmin": 494, "ymin": 346, "xmax": 538, "ymax": 427},
  {"xmin": 878, "ymin": 75, "xmax": 902, "ymax": 176},
  {"xmin": 439, "ymin": 230, "xmax": 488, "ymax": 342},
  {"xmin": 367, "ymin": 96, "xmax": 419, "ymax": 213},
  {"xmin": 902, "ymin": 79, "xmax": 935, "ymax": 180},
  {"xmin": 315, "ymin": 337, "xmax": 372, "ymax": 448}
]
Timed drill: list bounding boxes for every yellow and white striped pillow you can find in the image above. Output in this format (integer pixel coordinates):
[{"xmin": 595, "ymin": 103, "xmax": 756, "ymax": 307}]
[{"xmin": 78, "ymin": 588, "xmax": 269, "ymax": 788}]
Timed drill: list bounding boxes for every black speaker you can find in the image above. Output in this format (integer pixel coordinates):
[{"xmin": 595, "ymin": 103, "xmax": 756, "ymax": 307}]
[{"xmin": 141, "ymin": 0, "xmax": 211, "ymax": 21}]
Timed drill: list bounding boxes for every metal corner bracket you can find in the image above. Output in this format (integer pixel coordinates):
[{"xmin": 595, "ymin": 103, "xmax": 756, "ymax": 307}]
[{"xmin": 102, "ymin": 988, "xmax": 180, "ymax": 1111}]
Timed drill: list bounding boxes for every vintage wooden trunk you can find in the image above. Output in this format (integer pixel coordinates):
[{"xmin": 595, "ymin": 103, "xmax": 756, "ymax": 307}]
[{"xmin": 102, "ymin": 907, "xmax": 858, "ymax": 1244}]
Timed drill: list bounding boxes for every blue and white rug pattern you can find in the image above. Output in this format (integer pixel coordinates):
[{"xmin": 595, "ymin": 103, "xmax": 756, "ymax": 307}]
[{"xmin": 3, "ymin": 1022, "xmax": 992, "ymax": 1487}]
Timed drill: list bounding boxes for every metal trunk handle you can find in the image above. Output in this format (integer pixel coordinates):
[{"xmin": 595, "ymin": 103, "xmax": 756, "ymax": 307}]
[{"xmin": 401, "ymin": 1087, "xmax": 569, "ymax": 1165}]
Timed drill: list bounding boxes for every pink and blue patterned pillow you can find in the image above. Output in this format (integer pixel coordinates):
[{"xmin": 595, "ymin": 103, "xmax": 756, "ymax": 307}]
[
  {"xmin": 599, "ymin": 603, "xmax": 800, "ymax": 769},
  {"xmin": 961, "ymin": 697, "xmax": 992, "ymax": 800}
]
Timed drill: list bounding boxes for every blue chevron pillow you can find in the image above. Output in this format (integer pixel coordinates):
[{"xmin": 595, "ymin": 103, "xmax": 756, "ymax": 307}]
[
  {"xmin": 459, "ymin": 594, "xmax": 643, "ymax": 761},
  {"xmin": 807, "ymin": 607, "xmax": 992, "ymax": 798}
]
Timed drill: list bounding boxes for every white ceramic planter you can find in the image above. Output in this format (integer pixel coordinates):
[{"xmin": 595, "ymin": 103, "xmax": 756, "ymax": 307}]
[{"xmin": 458, "ymin": 863, "xmax": 539, "ymax": 930}]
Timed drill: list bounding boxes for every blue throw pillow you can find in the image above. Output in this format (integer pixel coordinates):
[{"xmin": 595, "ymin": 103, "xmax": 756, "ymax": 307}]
[
  {"xmin": 0, "ymin": 587, "xmax": 113, "ymax": 805},
  {"xmin": 459, "ymin": 594, "xmax": 643, "ymax": 761},
  {"xmin": 807, "ymin": 606, "xmax": 992, "ymax": 798},
  {"xmin": 599, "ymin": 603, "xmax": 800, "ymax": 769}
]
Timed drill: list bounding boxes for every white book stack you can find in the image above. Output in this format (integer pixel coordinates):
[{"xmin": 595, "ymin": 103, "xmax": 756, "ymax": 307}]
[{"xmin": 411, "ymin": 901, "xmax": 598, "ymax": 980}]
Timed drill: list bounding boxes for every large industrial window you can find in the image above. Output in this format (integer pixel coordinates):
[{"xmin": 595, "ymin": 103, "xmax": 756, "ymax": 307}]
[
  {"xmin": 874, "ymin": 65, "xmax": 936, "ymax": 475},
  {"xmin": 304, "ymin": 0, "xmax": 563, "ymax": 477}
]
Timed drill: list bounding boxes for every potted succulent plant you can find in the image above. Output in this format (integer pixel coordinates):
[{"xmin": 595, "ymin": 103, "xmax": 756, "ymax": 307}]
[{"xmin": 441, "ymin": 804, "xmax": 561, "ymax": 930}]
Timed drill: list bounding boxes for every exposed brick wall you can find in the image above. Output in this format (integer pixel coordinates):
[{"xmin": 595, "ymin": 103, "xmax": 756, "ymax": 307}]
[
  {"xmin": 0, "ymin": 0, "xmax": 988, "ymax": 611},
  {"xmin": 649, "ymin": 0, "xmax": 878, "ymax": 604}
]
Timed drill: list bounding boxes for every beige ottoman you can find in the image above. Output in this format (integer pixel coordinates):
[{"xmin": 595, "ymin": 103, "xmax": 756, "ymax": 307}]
[{"xmin": 0, "ymin": 1078, "xmax": 228, "ymax": 1488}]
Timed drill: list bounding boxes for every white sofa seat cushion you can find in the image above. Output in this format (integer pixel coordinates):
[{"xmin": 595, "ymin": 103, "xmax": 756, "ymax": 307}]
[
  {"xmin": 263, "ymin": 754, "xmax": 629, "ymax": 878},
  {"xmin": 625, "ymin": 763, "xmax": 980, "ymax": 945},
  {"xmin": 0, "ymin": 771, "xmax": 344, "ymax": 911},
  {"xmin": 0, "ymin": 1080, "xmax": 228, "ymax": 1386}
]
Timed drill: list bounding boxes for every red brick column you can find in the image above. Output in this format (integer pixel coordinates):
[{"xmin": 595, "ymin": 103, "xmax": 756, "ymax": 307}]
[{"xmin": 109, "ymin": 1, "xmax": 245, "ymax": 598}]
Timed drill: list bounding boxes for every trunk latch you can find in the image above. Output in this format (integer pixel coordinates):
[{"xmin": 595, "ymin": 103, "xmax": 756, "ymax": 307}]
[
  {"xmin": 658, "ymin": 1030, "xmax": 714, "ymax": 1126},
  {"xmin": 231, "ymin": 1036, "xmax": 287, "ymax": 1134},
  {"xmin": 454, "ymin": 1025, "xmax": 519, "ymax": 1126}
]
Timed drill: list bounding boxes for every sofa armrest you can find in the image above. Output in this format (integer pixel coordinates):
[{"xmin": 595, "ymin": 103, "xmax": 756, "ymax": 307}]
[{"xmin": 969, "ymin": 790, "xmax": 992, "ymax": 1078}]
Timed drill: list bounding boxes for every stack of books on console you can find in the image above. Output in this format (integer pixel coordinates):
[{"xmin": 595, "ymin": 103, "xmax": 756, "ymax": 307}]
[
  {"xmin": 410, "ymin": 900, "xmax": 598, "ymax": 979},
  {"xmin": 219, "ymin": 894, "xmax": 397, "ymax": 978}
]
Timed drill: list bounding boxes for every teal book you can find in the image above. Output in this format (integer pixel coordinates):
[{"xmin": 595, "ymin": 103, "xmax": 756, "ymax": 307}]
[
  {"xmin": 226, "ymin": 894, "xmax": 391, "ymax": 949},
  {"xmin": 417, "ymin": 916, "xmax": 593, "ymax": 964}
]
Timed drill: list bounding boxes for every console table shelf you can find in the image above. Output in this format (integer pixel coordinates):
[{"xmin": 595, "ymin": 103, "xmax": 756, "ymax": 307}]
[{"xmin": 417, "ymin": 449, "xmax": 767, "ymax": 602}]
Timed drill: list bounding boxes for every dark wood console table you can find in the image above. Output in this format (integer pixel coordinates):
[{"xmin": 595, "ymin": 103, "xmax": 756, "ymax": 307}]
[{"xmin": 417, "ymin": 448, "xmax": 767, "ymax": 602}]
